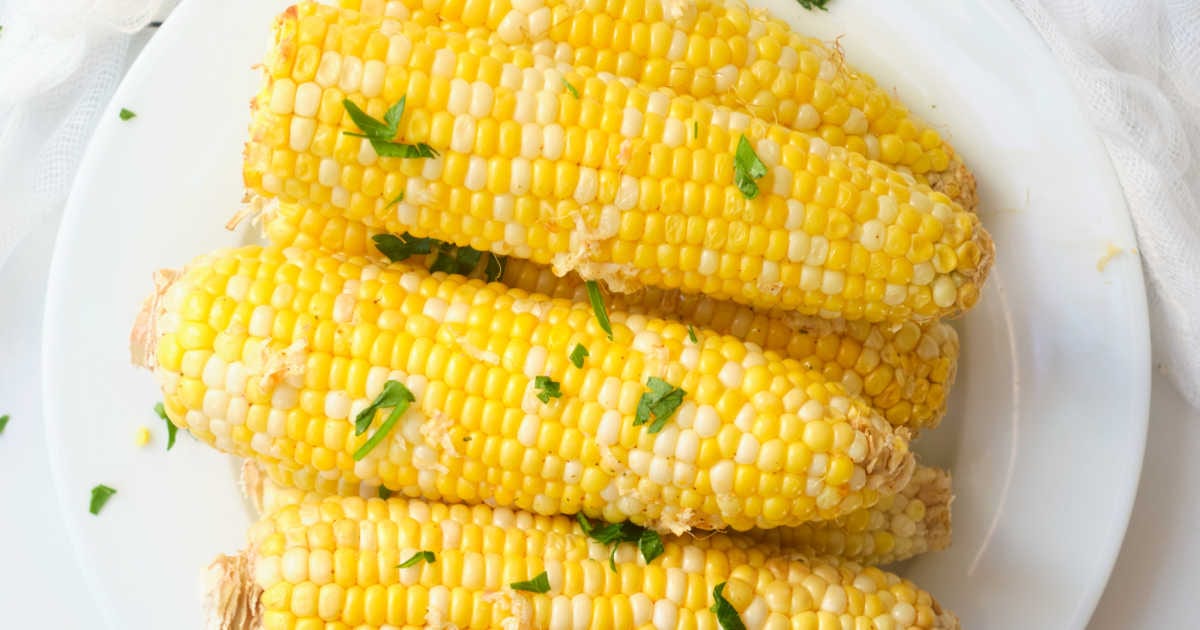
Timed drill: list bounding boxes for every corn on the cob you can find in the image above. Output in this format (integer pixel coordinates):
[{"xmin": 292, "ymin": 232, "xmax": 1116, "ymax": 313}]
[
  {"xmin": 250, "ymin": 456, "xmax": 950, "ymax": 567},
  {"xmin": 745, "ymin": 465, "xmax": 951, "ymax": 566},
  {"xmin": 337, "ymin": 0, "xmax": 977, "ymax": 211},
  {"xmin": 132, "ymin": 245, "xmax": 914, "ymax": 531},
  {"xmin": 207, "ymin": 493, "xmax": 960, "ymax": 629},
  {"xmin": 245, "ymin": 2, "xmax": 993, "ymax": 322},
  {"xmin": 268, "ymin": 202, "xmax": 960, "ymax": 428}
]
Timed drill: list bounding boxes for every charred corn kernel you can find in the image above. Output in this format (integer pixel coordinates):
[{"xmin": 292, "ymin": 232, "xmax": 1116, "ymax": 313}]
[
  {"xmin": 208, "ymin": 492, "xmax": 960, "ymax": 629},
  {"xmin": 246, "ymin": 3, "xmax": 993, "ymax": 323},
  {"xmin": 746, "ymin": 466, "xmax": 951, "ymax": 566},
  {"xmin": 136, "ymin": 245, "xmax": 914, "ymax": 530},
  {"xmin": 266, "ymin": 203, "xmax": 961, "ymax": 429},
  {"xmin": 342, "ymin": 0, "xmax": 975, "ymax": 209}
]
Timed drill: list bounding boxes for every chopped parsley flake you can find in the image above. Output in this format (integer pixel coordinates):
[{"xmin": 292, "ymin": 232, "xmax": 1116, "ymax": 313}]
[
  {"xmin": 353, "ymin": 380, "xmax": 415, "ymax": 461},
  {"xmin": 711, "ymin": 582, "xmax": 747, "ymax": 630},
  {"xmin": 562, "ymin": 78, "xmax": 580, "ymax": 99},
  {"xmin": 585, "ymin": 281, "xmax": 613, "ymax": 340},
  {"xmin": 378, "ymin": 486, "xmax": 393, "ymax": 500},
  {"xmin": 687, "ymin": 325, "xmax": 698, "ymax": 343},
  {"xmin": 638, "ymin": 528, "xmax": 665, "ymax": 565},
  {"xmin": 373, "ymin": 233, "xmax": 437, "ymax": 263},
  {"xmin": 119, "ymin": 108, "xmax": 136, "ymax": 121},
  {"xmin": 733, "ymin": 135, "xmax": 768, "ymax": 200},
  {"xmin": 634, "ymin": 377, "xmax": 686, "ymax": 433},
  {"xmin": 428, "ymin": 242, "xmax": 483, "ymax": 275},
  {"xmin": 342, "ymin": 96, "xmax": 439, "ymax": 159},
  {"xmin": 797, "ymin": 0, "xmax": 831, "ymax": 10},
  {"xmin": 371, "ymin": 141, "xmax": 439, "ymax": 159},
  {"xmin": 576, "ymin": 514, "xmax": 665, "ymax": 570},
  {"xmin": 398, "ymin": 551, "xmax": 436, "ymax": 568},
  {"xmin": 89, "ymin": 485, "xmax": 117, "ymax": 515},
  {"xmin": 483, "ymin": 252, "xmax": 505, "ymax": 282},
  {"xmin": 0, "ymin": 414, "xmax": 8, "ymax": 434},
  {"xmin": 153, "ymin": 402, "xmax": 178, "ymax": 450},
  {"xmin": 569, "ymin": 343, "xmax": 589, "ymax": 368},
  {"xmin": 510, "ymin": 571, "xmax": 551, "ymax": 593},
  {"xmin": 374, "ymin": 233, "xmax": 505, "ymax": 281},
  {"xmin": 385, "ymin": 191, "xmax": 405, "ymax": 208},
  {"xmin": 534, "ymin": 376, "xmax": 563, "ymax": 403}
]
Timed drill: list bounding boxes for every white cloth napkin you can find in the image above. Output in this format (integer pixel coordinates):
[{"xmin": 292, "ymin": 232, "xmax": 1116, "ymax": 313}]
[
  {"xmin": 0, "ymin": 0, "xmax": 164, "ymax": 268},
  {"xmin": 0, "ymin": 0, "xmax": 1197, "ymax": 405},
  {"xmin": 1013, "ymin": 0, "xmax": 1200, "ymax": 406}
]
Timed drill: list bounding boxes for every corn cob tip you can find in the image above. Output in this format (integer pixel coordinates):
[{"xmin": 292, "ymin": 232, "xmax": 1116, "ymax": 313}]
[
  {"xmin": 225, "ymin": 193, "xmax": 278, "ymax": 232},
  {"xmin": 857, "ymin": 412, "xmax": 917, "ymax": 497},
  {"xmin": 926, "ymin": 158, "xmax": 979, "ymax": 214},
  {"xmin": 960, "ymin": 222, "xmax": 996, "ymax": 313},
  {"xmin": 240, "ymin": 460, "xmax": 265, "ymax": 515},
  {"xmin": 130, "ymin": 268, "xmax": 181, "ymax": 369},
  {"xmin": 922, "ymin": 468, "xmax": 954, "ymax": 553},
  {"xmin": 203, "ymin": 552, "xmax": 261, "ymax": 630}
]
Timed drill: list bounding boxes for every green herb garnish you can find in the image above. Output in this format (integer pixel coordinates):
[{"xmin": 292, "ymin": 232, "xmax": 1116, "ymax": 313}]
[
  {"xmin": 569, "ymin": 343, "xmax": 589, "ymax": 368},
  {"xmin": 374, "ymin": 233, "xmax": 505, "ymax": 281},
  {"xmin": 153, "ymin": 402, "xmax": 178, "ymax": 450},
  {"xmin": 638, "ymin": 528, "xmax": 665, "ymax": 565},
  {"xmin": 733, "ymin": 135, "xmax": 767, "ymax": 200},
  {"xmin": 372, "ymin": 141, "xmax": 439, "ymax": 158},
  {"xmin": 534, "ymin": 376, "xmax": 563, "ymax": 403},
  {"xmin": 687, "ymin": 325, "xmax": 698, "ymax": 343},
  {"xmin": 576, "ymin": 514, "xmax": 665, "ymax": 570},
  {"xmin": 510, "ymin": 571, "xmax": 551, "ymax": 593},
  {"xmin": 385, "ymin": 191, "xmax": 405, "ymax": 208},
  {"xmin": 378, "ymin": 486, "xmax": 393, "ymax": 500},
  {"xmin": 483, "ymin": 253, "xmax": 505, "ymax": 282},
  {"xmin": 634, "ymin": 377, "xmax": 686, "ymax": 433},
  {"xmin": 89, "ymin": 485, "xmax": 117, "ymax": 515},
  {"xmin": 343, "ymin": 96, "xmax": 439, "ymax": 159},
  {"xmin": 353, "ymin": 380, "xmax": 416, "ymax": 461},
  {"xmin": 373, "ymin": 233, "xmax": 437, "ymax": 263},
  {"xmin": 562, "ymin": 77, "xmax": 580, "ymax": 99},
  {"xmin": 584, "ymin": 281, "xmax": 613, "ymax": 340},
  {"xmin": 429, "ymin": 242, "xmax": 483, "ymax": 275},
  {"xmin": 711, "ymin": 582, "xmax": 747, "ymax": 630},
  {"xmin": 119, "ymin": 108, "xmax": 136, "ymax": 121},
  {"xmin": 398, "ymin": 551, "xmax": 436, "ymax": 568},
  {"xmin": 797, "ymin": 0, "xmax": 831, "ymax": 10},
  {"xmin": 0, "ymin": 414, "xmax": 9, "ymax": 435}
]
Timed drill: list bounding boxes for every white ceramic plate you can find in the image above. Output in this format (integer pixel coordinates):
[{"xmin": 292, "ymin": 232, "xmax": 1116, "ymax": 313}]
[{"xmin": 43, "ymin": 0, "xmax": 1150, "ymax": 628}]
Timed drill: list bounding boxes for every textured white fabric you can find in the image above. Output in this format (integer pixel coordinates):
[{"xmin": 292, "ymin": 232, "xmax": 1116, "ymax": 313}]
[
  {"xmin": 1013, "ymin": 0, "xmax": 1200, "ymax": 407},
  {"xmin": 0, "ymin": 0, "xmax": 1196, "ymax": 404},
  {"xmin": 0, "ymin": 0, "xmax": 163, "ymax": 270}
]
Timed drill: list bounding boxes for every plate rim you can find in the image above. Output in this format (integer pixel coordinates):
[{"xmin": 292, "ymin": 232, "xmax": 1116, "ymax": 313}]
[
  {"xmin": 41, "ymin": 0, "xmax": 234, "ymax": 627},
  {"xmin": 971, "ymin": 4, "xmax": 1150, "ymax": 626}
]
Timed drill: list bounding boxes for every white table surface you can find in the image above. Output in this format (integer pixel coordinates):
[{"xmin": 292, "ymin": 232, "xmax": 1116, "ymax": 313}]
[{"xmin": 1, "ymin": 18, "xmax": 1193, "ymax": 630}]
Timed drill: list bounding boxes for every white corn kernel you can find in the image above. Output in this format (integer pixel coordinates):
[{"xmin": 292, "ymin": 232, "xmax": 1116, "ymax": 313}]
[
  {"xmin": 337, "ymin": 57, "xmax": 363, "ymax": 92},
  {"xmin": 315, "ymin": 51, "xmax": 341, "ymax": 88},
  {"xmin": 268, "ymin": 79, "xmax": 296, "ymax": 115}
]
